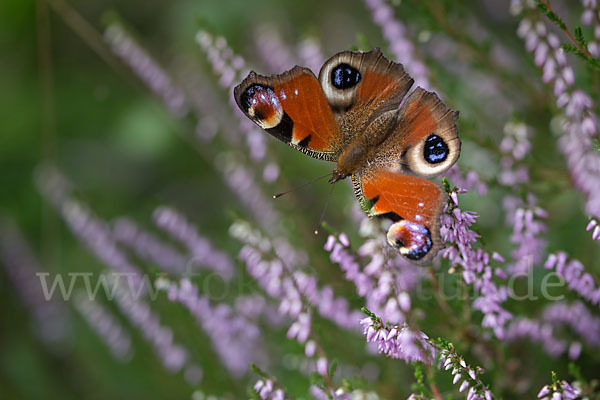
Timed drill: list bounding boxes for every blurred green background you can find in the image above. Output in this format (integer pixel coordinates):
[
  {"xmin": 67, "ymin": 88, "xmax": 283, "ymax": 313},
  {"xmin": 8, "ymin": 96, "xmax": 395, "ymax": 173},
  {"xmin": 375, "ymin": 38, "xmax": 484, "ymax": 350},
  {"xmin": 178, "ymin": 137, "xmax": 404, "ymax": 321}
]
[{"xmin": 1, "ymin": 0, "xmax": 600, "ymax": 398}]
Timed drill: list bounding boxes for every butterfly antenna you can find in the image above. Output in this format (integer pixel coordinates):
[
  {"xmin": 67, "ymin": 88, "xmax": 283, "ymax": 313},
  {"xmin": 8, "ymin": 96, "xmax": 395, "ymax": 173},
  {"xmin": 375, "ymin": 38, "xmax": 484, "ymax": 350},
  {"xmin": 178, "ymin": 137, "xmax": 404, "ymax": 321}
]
[
  {"xmin": 272, "ymin": 172, "xmax": 333, "ymax": 199},
  {"xmin": 314, "ymin": 183, "xmax": 335, "ymax": 235}
]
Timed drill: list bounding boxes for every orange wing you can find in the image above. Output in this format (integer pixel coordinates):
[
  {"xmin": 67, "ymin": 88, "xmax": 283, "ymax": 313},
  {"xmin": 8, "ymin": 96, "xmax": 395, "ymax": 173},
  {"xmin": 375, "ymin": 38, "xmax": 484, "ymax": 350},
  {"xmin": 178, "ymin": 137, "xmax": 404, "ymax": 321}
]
[
  {"xmin": 353, "ymin": 168, "xmax": 446, "ymax": 264},
  {"xmin": 375, "ymin": 87, "xmax": 460, "ymax": 178},
  {"xmin": 318, "ymin": 49, "xmax": 414, "ymax": 140},
  {"xmin": 234, "ymin": 67, "xmax": 342, "ymax": 161}
]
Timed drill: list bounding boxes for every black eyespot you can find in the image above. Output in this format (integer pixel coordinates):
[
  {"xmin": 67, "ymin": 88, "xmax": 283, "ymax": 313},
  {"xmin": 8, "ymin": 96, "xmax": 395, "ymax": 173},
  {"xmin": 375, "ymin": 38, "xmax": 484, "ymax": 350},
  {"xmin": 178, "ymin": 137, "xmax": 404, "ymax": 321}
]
[
  {"xmin": 423, "ymin": 134, "xmax": 449, "ymax": 164},
  {"xmin": 240, "ymin": 84, "xmax": 259, "ymax": 112},
  {"xmin": 331, "ymin": 63, "xmax": 361, "ymax": 89}
]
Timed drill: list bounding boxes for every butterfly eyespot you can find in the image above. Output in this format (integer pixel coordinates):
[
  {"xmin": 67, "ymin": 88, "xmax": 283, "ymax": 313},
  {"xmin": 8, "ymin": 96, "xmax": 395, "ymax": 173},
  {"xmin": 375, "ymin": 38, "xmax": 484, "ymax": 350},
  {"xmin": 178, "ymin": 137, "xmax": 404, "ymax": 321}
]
[
  {"xmin": 240, "ymin": 84, "xmax": 283, "ymax": 129},
  {"xmin": 387, "ymin": 220, "xmax": 433, "ymax": 261},
  {"xmin": 423, "ymin": 134, "xmax": 449, "ymax": 164},
  {"xmin": 331, "ymin": 63, "xmax": 361, "ymax": 89}
]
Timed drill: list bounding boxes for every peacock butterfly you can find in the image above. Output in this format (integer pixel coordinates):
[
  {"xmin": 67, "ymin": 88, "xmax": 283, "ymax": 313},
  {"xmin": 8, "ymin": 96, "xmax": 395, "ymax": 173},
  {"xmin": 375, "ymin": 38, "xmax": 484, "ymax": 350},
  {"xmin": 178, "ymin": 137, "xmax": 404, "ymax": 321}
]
[{"xmin": 234, "ymin": 49, "xmax": 460, "ymax": 264}]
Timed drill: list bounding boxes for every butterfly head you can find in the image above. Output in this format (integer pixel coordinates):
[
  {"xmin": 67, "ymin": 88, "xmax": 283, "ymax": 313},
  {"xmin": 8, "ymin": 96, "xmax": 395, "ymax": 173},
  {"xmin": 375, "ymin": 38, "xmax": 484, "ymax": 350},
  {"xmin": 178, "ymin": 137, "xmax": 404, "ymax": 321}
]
[{"xmin": 329, "ymin": 167, "xmax": 350, "ymax": 184}]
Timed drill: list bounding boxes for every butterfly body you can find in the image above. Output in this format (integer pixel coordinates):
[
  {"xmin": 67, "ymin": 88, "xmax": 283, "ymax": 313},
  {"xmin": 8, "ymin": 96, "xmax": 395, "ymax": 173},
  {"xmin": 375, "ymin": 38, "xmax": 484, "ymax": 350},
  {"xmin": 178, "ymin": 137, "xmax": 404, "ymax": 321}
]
[
  {"xmin": 331, "ymin": 109, "xmax": 398, "ymax": 182},
  {"xmin": 234, "ymin": 49, "xmax": 460, "ymax": 264}
]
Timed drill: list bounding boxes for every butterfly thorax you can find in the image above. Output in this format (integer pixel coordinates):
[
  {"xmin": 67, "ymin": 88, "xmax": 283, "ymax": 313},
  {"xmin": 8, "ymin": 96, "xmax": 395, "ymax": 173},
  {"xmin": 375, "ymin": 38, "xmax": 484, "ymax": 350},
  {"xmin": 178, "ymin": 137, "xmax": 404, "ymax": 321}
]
[{"xmin": 330, "ymin": 109, "xmax": 399, "ymax": 183}]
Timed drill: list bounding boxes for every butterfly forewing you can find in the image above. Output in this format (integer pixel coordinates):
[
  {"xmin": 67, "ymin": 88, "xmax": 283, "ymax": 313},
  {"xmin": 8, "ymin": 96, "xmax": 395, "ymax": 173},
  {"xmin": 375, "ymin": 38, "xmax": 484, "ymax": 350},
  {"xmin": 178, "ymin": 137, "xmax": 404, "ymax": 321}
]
[
  {"xmin": 234, "ymin": 67, "xmax": 342, "ymax": 161},
  {"xmin": 318, "ymin": 49, "xmax": 414, "ymax": 141}
]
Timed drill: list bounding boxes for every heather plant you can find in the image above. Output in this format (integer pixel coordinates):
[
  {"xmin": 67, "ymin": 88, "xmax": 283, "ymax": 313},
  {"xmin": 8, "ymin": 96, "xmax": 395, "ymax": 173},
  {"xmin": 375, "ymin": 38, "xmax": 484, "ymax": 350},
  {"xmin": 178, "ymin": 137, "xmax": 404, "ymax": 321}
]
[{"xmin": 1, "ymin": 0, "xmax": 600, "ymax": 399}]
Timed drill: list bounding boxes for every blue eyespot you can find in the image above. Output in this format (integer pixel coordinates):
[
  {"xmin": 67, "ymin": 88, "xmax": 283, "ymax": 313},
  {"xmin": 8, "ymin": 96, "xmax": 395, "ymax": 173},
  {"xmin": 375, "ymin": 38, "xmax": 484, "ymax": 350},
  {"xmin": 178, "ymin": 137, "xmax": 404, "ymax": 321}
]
[
  {"xmin": 331, "ymin": 64, "xmax": 361, "ymax": 89},
  {"xmin": 423, "ymin": 134, "xmax": 448, "ymax": 164},
  {"xmin": 387, "ymin": 221, "xmax": 433, "ymax": 261}
]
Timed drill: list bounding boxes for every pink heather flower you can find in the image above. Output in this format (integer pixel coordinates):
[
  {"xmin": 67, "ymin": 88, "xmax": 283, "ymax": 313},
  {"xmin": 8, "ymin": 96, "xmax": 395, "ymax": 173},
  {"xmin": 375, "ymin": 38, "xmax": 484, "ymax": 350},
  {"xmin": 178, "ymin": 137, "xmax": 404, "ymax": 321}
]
[
  {"xmin": 450, "ymin": 191, "xmax": 459, "ymax": 205},
  {"xmin": 260, "ymin": 380, "xmax": 273, "ymax": 398},
  {"xmin": 536, "ymin": 378, "xmax": 582, "ymax": 400},
  {"xmin": 235, "ymin": 294, "xmax": 283, "ymax": 327},
  {"xmin": 445, "ymin": 164, "xmax": 488, "ymax": 196},
  {"xmin": 440, "ymin": 346, "xmax": 492, "ymax": 399},
  {"xmin": 507, "ymin": 203, "xmax": 547, "ymax": 274},
  {"xmin": 544, "ymin": 252, "xmax": 600, "ymax": 306},
  {"xmin": 492, "ymin": 252, "xmax": 505, "ymax": 262},
  {"xmin": 499, "ymin": 121, "xmax": 548, "ymax": 273},
  {"xmin": 112, "ymin": 278, "xmax": 191, "ymax": 374},
  {"xmin": 459, "ymin": 380, "xmax": 469, "ymax": 392},
  {"xmin": 468, "ymin": 387, "xmax": 478, "ymax": 400},
  {"xmin": 287, "ymin": 313, "xmax": 311, "ymax": 343},
  {"xmin": 515, "ymin": 2, "xmax": 600, "ymax": 220},
  {"xmin": 0, "ymin": 220, "xmax": 69, "ymax": 346},
  {"xmin": 74, "ymin": 291, "xmax": 132, "ymax": 361},
  {"xmin": 152, "ymin": 206, "xmax": 235, "ymax": 280},
  {"xmin": 234, "ymin": 220, "xmax": 363, "ymax": 342},
  {"xmin": 104, "ymin": 23, "xmax": 188, "ymax": 117},
  {"xmin": 538, "ymin": 385, "xmax": 551, "ymax": 398},
  {"xmin": 160, "ymin": 278, "xmax": 264, "ymax": 377},
  {"xmin": 328, "ymin": 218, "xmax": 426, "ymax": 325},
  {"xmin": 36, "ymin": 167, "xmax": 143, "ymax": 282},
  {"xmin": 364, "ymin": 0, "xmax": 430, "ymax": 89},
  {"xmin": 309, "ymin": 385, "xmax": 330, "ymax": 400},
  {"xmin": 305, "ymin": 340, "xmax": 316, "ymax": 357},
  {"xmin": 453, "ymin": 373, "xmax": 462, "ymax": 384},
  {"xmin": 324, "ymin": 235, "xmax": 336, "ymax": 252},
  {"xmin": 297, "ymin": 37, "xmax": 325, "ymax": 74},
  {"xmin": 262, "ymin": 162, "xmax": 280, "ymax": 183},
  {"xmin": 196, "ymin": 29, "xmax": 270, "ymax": 162},
  {"xmin": 440, "ymin": 201, "xmax": 511, "ymax": 337},
  {"xmin": 505, "ymin": 317, "xmax": 568, "ymax": 357},
  {"xmin": 112, "ymin": 217, "xmax": 189, "ymax": 274},
  {"xmin": 339, "ymin": 233, "xmax": 350, "ymax": 247},
  {"xmin": 221, "ymin": 162, "xmax": 280, "ymax": 227},
  {"xmin": 397, "ymin": 292, "xmax": 411, "ymax": 312},
  {"xmin": 254, "ymin": 26, "xmax": 298, "ymax": 73},
  {"xmin": 360, "ymin": 313, "xmax": 436, "ymax": 364},
  {"xmin": 254, "ymin": 379, "xmax": 286, "ymax": 400},
  {"xmin": 500, "ymin": 121, "xmax": 531, "ymax": 167},
  {"xmin": 543, "ymin": 301, "xmax": 600, "ymax": 348},
  {"xmin": 316, "ymin": 357, "xmax": 328, "ymax": 376},
  {"xmin": 568, "ymin": 342, "xmax": 582, "ymax": 360},
  {"xmin": 582, "ymin": 0, "xmax": 600, "ymax": 56}
]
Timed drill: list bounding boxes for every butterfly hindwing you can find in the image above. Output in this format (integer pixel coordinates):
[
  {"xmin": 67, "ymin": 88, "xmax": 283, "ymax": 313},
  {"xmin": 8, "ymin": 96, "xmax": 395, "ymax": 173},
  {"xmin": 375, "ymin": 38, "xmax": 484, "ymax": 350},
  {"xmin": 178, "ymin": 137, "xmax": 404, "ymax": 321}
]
[
  {"xmin": 234, "ymin": 66, "xmax": 341, "ymax": 161},
  {"xmin": 353, "ymin": 168, "xmax": 445, "ymax": 264},
  {"xmin": 352, "ymin": 87, "xmax": 459, "ymax": 263}
]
